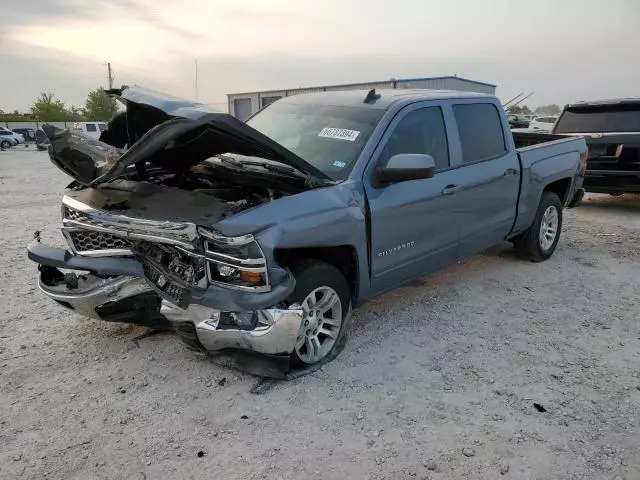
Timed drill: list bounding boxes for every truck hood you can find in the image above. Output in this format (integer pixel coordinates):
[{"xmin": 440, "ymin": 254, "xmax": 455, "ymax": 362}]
[{"xmin": 46, "ymin": 85, "xmax": 331, "ymax": 186}]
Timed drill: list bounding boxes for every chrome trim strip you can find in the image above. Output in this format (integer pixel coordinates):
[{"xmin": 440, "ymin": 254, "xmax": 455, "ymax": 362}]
[{"xmin": 197, "ymin": 226, "xmax": 254, "ymax": 246}]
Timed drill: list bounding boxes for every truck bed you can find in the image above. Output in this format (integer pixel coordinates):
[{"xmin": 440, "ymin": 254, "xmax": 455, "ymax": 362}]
[{"xmin": 512, "ymin": 131, "xmax": 569, "ymax": 149}]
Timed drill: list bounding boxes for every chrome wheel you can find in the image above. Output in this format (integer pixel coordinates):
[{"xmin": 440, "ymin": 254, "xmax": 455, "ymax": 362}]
[
  {"xmin": 539, "ymin": 205, "xmax": 558, "ymax": 251},
  {"xmin": 294, "ymin": 286, "xmax": 343, "ymax": 364}
]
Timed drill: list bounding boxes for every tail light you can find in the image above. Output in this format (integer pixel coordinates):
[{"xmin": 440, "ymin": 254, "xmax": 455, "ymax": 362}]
[{"xmin": 579, "ymin": 148, "xmax": 589, "ymax": 176}]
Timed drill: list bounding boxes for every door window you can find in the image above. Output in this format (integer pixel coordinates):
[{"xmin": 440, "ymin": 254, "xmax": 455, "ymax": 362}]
[
  {"xmin": 453, "ymin": 103, "xmax": 506, "ymax": 163},
  {"xmin": 85, "ymin": 123, "xmax": 97, "ymax": 132},
  {"xmin": 379, "ymin": 106, "xmax": 449, "ymax": 170}
]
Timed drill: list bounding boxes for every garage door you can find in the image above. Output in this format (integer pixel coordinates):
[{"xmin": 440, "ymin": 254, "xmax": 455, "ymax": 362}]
[{"xmin": 233, "ymin": 98, "xmax": 252, "ymax": 121}]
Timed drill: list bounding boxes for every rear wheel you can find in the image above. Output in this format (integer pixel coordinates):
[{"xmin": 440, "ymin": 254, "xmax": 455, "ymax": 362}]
[
  {"xmin": 287, "ymin": 260, "xmax": 351, "ymax": 366},
  {"xmin": 514, "ymin": 192, "xmax": 563, "ymax": 262}
]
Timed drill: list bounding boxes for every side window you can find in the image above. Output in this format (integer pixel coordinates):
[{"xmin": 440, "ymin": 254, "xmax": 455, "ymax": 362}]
[
  {"xmin": 85, "ymin": 123, "xmax": 97, "ymax": 132},
  {"xmin": 379, "ymin": 106, "xmax": 449, "ymax": 170},
  {"xmin": 453, "ymin": 103, "xmax": 506, "ymax": 163}
]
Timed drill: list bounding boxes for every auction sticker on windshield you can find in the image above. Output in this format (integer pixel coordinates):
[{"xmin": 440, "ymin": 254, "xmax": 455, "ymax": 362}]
[{"xmin": 318, "ymin": 127, "xmax": 360, "ymax": 142}]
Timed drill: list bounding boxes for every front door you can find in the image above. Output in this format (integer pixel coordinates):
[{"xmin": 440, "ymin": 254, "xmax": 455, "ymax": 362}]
[{"xmin": 364, "ymin": 104, "xmax": 460, "ymax": 295}]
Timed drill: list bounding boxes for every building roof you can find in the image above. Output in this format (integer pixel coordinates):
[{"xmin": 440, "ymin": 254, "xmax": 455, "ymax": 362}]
[
  {"xmin": 273, "ymin": 89, "xmax": 493, "ymax": 110},
  {"xmin": 227, "ymin": 75, "xmax": 496, "ymax": 97}
]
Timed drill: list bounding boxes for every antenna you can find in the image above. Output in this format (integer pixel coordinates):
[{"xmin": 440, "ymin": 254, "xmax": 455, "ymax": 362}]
[{"xmin": 364, "ymin": 88, "xmax": 381, "ymax": 104}]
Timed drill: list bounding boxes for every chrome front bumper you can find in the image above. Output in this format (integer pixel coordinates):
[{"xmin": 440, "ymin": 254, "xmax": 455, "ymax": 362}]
[
  {"xmin": 38, "ymin": 273, "xmax": 151, "ymax": 319},
  {"xmin": 160, "ymin": 302, "xmax": 304, "ymax": 356}
]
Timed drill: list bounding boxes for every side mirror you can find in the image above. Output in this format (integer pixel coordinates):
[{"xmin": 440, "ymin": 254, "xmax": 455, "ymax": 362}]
[{"xmin": 376, "ymin": 153, "xmax": 436, "ymax": 185}]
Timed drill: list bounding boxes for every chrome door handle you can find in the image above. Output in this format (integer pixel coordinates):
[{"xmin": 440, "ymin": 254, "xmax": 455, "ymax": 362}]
[
  {"xmin": 442, "ymin": 184, "xmax": 461, "ymax": 195},
  {"xmin": 503, "ymin": 168, "xmax": 518, "ymax": 176}
]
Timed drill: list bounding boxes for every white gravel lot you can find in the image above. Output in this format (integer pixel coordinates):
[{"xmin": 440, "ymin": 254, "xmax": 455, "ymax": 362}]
[{"xmin": 1, "ymin": 147, "xmax": 639, "ymax": 480}]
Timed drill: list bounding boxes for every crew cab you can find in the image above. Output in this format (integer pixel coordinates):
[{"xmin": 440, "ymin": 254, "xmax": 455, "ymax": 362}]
[
  {"xmin": 552, "ymin": 98, "xmax": 640, "ymax": 195},
  {"xmin": 28, "ymin": 86, "xmax": 587, "ymax": 374}
]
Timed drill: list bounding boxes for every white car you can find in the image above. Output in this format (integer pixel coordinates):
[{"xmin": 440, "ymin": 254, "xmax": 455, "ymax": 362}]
[
  {"xmin": 71, "ymin": 122, "xmax": 108, "ymax": 140},
  {"xmin": 0, "ymin": 129, "xmax": 24, "ymax": 148},
  {"xmin": 529, "ymin": 116, "xmax": 558, "ymax": 133}
]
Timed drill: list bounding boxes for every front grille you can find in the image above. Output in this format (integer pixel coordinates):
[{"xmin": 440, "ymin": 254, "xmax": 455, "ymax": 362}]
[
  {"xmin": 67, "ymin": 230, "xmax": 131, "ymax": 253},
  {"xmin": 63, "ymin": 206, "xmax": 110, "ymax": 229},
  {"xmin": 142, "ymin": 261, "xmax": 188, "ymax": 307}
]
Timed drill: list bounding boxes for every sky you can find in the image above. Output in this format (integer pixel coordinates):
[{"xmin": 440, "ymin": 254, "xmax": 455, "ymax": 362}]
[{"xmin": 1, "ymin": 0, "xmax": 639, "ymax": 113}]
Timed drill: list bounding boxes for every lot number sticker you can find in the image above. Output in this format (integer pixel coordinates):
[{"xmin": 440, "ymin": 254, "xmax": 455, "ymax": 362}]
[{"xmin": 318, "ymin": 127, "xmax": 360, "ymax": 142}]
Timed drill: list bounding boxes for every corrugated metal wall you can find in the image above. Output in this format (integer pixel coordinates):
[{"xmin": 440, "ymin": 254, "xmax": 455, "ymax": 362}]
[{"xmin": 227, "ymin": 77, "xmax": 496, "ymax": 118}]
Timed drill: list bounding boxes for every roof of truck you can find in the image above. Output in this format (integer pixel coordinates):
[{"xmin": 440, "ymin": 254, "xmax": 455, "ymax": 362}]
[{"xmin": 276, "ymin": 89, "xmax": 494, "ymax": 110}]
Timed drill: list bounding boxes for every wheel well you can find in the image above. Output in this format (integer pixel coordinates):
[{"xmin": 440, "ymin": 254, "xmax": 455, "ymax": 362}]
[
  {"xmin": 274, "ymin": 246, "xmax": 359, "ymax": 301},
  {"xmin": 543, "ymin": 178, "xmax": 571, "ymax": 205}
]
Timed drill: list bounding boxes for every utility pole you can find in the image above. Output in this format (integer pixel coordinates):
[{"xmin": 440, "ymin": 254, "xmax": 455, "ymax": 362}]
[
  {"xmin": 107, "ymin": 62, "xmax": 114, "ymax": 89},
  {"xmin": 194, "ymin": 59, "xmax": 199, "ymax": 100}
]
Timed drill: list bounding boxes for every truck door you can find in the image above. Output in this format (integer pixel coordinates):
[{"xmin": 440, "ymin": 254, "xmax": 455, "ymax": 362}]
[
  {"xmin": 364, "ymin": 103, "xmax": 461, "ymax": 295},
  {"xmin": 449, "ymin": 102, "xmax": 521, "ymax": 258}
]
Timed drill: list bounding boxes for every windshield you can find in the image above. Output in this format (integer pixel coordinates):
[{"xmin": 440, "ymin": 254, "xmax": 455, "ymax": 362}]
[
  {"xmin": 555, "ymin": 105, "xmax": 640, "ymax": 133},
  {"xmin": 246, "ymin": 102, "xmax": 383, "ymax": 180}
]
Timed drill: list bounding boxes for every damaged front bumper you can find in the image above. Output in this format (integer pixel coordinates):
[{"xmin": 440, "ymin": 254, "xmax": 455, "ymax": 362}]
[{"xmin": 28, "ymin": 237, "xmax": 302, "ymax": 356}]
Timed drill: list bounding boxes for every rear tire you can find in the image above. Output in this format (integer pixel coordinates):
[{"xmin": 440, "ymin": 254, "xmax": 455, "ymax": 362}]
[
  {"xmin": 514, "ymin": 192, "xmax": 563, "ymax": 262},
  {"xmin": 287, "ymin": 260, "xmax": 351, "ymax": 367}
]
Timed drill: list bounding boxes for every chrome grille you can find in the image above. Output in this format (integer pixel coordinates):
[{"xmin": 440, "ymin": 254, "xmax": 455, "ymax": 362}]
[
  {"xmin": 67, "ymin": 230, "xmax": 131, "ymax": 253},
  {"xmin": 63, "ymin": 206, "xmax": 109, "ymax": 229}
]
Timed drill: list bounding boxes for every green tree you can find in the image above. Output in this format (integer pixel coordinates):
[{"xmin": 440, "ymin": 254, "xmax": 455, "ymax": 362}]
[
  {"xmin": 535, "ymin": 104, "xmax": 561, "ymax": 116},
  {"xmin": 83, "ymin": 88, "xmax": 118, "ymax": 121},
  {"xmin": 30, "ymin": 92, "xmax": 73, "ymax": 121}
]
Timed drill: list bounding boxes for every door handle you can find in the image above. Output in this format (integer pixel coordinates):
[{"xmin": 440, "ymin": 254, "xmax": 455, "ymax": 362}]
[
  {"xmin": 503, "ymin": 168, "xmax": 518, "ymax": 176},
  {"xmin": 441, "ymin": 184, "xmax": 461, "ymax": 195}
]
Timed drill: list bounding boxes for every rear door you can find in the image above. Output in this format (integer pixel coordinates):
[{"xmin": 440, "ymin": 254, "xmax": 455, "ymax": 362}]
[
  {"xmin": 448, "ymin": 101, "xmax": 521, "ymax": 258},
  {"xmin": 365, "ymin": 102, "xmax": 461, "ymax": 294}
]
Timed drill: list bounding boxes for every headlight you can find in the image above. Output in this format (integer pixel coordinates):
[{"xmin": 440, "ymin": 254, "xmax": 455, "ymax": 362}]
[{"xmin": 198, "ymin": 227, "xmax": 269, "ymax": 292}]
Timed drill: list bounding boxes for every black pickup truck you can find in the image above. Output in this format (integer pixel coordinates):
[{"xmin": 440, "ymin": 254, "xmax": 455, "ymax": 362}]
[{"xmin": 553, "ymin": 99, "xmax": 640, "ymax": 195}]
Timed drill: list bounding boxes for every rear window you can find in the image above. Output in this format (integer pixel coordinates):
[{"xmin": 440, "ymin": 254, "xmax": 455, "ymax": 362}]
[
  {"xmin": 453, "ymin": 103, "xmax": 506, "ymax": 163},
  {"xmin": 555, "ymin": 105, "xmax": 640, "ymax": 133},
  {"xmin": 85, "ymin": 123, "xmax": 97, "ymax": 132}
]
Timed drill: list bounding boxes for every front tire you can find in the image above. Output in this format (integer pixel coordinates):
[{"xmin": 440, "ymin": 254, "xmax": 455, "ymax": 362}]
[
  {"xmin": 514, "ymin": 192, "xmax": 563, "ymax": 262},
  {"xmin": 0, "ymin": 140, "xmax": 11, "ymax": 149},
  {"xmin": 287, "ymin": 260, "xmax": 351, "ymax": 367}
]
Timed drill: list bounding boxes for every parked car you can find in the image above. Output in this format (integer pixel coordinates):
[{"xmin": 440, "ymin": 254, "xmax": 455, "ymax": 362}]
[
  {"xmin": 0, "ymin": 129, "xmax": 23, "ymax": 148},
  {"xmin": 508, "ymin": 114, "xmax": 530, "ymax": 128},
  {"xmin": 28, "ymin": 86, "xmax": 586, "ymax": 374},
  {"xmin": 553, "ymin": 98, "xmax": 640, "ymax": 195},
  {"xmin": 71, "ymin": 121, "xmax": 108, "ymax": 140},
  {"xmin": 12, "ymin": 128, "xmax": 36, "ymax": 142},
  {"xmin": 529, "ymin": 116, "xmax": 558, "ymax": 133}
]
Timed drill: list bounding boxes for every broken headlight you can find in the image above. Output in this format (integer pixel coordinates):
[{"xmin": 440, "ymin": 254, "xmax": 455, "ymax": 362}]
[{"xmin": 198, "ymin": 227, "xmax": 269, "ymax": 292}]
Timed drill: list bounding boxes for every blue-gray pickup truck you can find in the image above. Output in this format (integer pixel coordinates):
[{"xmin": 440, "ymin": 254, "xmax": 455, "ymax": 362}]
[{"xmin": 28, "ymin": 86, "xmax": 587, "ymax": 373}]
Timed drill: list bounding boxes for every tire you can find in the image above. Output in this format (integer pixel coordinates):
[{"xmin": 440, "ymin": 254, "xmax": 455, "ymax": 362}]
[
  {"xmin": 0, "ymin": 140, "xmax": 11, "ymax": 149},
  {"xmin": 287, "ymin": 259, "xmax": 352, "ymax": 367},
  {"xmin": 514, "ymin": 192, "xmax": 563, "ymax": 262}
]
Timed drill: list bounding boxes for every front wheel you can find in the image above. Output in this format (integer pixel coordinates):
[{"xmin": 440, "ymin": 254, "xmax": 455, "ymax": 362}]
[
  {"xmin": 513, "ymin": 192, "xmax": 563, "ymax": 262},
  {"xmin": 287, "ymin": 260, "xmax": 351, "ymax": 367},
  {"xmin": 0, "ymin": 140, "xmax": 11, "ymax": 149}
]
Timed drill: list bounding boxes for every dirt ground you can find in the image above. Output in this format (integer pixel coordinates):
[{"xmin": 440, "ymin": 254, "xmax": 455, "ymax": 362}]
[{"xmin": 1, "ymin": 147, "xmax": 639, "ymax": 480}]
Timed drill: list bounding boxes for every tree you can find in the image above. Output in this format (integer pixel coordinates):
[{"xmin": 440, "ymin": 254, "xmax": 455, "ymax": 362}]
[
  {"xmin": 83, "ymin": 88, "xmax": 118, "ymax": 121},
  {"xmin": 507, "ymin": 105, "xmax": 532, "ymax": 114},
  {"xmin": 535, "ymin": 104, "xmax": 561, "ymax": 116},
  {"xmin": 30, "ymin": 92, "xmax": 73, "ymax": 121}
]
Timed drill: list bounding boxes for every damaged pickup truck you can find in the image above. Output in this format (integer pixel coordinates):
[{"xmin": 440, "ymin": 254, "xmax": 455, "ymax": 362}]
[{"xmin": 28, "ymin": 85, "xmax": 587, "ymax": 373}]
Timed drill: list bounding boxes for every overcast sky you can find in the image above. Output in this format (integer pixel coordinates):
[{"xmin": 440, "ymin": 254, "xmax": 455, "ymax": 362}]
[{"xmin": 1, "ymin": 0, "xmax": 638, "ymax": 112}]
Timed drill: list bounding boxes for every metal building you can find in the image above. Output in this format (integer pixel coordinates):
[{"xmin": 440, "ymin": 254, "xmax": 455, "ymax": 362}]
[{"xmin": 227, "ymin": 75, "xmax": 496, "ymax": 120}]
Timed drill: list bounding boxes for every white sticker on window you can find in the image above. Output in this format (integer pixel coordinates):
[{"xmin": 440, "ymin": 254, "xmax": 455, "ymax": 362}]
[
  {"xmin": 318, "ymin": 127, "xmax": 360, "ymax": 142},
  {"xmin": 332, "ymin": 160, "xmax": 346, "ymax": 168}
]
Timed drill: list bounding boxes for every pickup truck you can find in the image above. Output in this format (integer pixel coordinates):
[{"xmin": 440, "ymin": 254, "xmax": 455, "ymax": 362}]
[
  {"xmin": 28, "ymin": 86, "xmax": 587, "ymax": 373},
  {"xmin": 552, "ymin": 98, "xmax": 640, "ymax": 195}
]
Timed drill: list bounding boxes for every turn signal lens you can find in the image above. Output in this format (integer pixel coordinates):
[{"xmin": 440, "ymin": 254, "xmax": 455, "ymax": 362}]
[{"xmin": 240, "ymin": 271, "xmax": 262, "ymax": 284}]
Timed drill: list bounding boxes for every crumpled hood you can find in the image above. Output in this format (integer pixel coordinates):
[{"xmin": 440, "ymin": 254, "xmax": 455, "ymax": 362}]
[{"xmin": 46, "ymin": 85, "xmax": 331, "ymax": 186}]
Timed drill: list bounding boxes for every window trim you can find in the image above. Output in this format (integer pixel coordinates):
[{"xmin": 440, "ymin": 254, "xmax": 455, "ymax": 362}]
[
  {"xmin": 369, "ymin": 102, "xmax": 452, "ymax": 174},
  {"xmin": 450, "ymin": 101, "xmax": 509, "ymax": 166}
]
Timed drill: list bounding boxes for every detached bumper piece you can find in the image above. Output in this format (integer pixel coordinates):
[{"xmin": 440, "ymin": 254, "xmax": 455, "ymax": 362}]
[{"xmin": 161, "ymin": 301, "xmax": 304, "ymax": 356}]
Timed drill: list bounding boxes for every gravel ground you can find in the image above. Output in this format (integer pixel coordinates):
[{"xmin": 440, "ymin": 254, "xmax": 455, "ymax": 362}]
[{"xmin": 1, "ymin": 147, "xmax": 639, "ymax": 480}]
